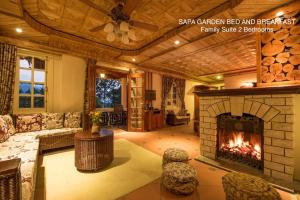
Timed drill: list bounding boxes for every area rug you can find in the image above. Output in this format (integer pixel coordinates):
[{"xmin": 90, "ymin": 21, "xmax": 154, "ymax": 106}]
[{"xmin": 35, "ymin": 139, "xmax": 162, "ymax": 200}]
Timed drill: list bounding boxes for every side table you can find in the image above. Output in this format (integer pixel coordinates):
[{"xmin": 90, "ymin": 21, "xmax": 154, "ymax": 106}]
[
  {"xmin": 0, "ymin": 158, "xmax": 21, "ymax": 200},
  {"xmin": 74, "ymin": 129, "xmax": 114, "ymax": 171}
]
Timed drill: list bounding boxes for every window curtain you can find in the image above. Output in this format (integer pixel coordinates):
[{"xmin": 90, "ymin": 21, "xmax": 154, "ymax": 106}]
[
  {"xmin": 82, "ymin": 59, "xmax": 96, "ymax": 130},
  {"xmin": 0, "ymin": 43, "xmax": 17, "ymax": 115},
  {"xmin": 161, "ymin": 75, "xmax": 174, "ymax": 110},
  {"xmin": 175, "ymin": 78, "xmax": 186, "ymax": 111}
]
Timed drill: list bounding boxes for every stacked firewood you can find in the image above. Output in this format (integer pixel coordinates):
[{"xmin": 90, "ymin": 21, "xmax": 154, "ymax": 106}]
[{"xmin": 261, "ymin": 10, "xmax": 300, "ymax": 83}]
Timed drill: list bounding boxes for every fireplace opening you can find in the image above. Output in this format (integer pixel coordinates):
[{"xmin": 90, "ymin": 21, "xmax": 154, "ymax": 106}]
[{"xmin": 217, "ymin": 114, "xmax": 264, "ymax": 169}]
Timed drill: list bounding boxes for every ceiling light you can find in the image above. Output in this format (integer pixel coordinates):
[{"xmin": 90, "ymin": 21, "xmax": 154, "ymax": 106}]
[
  {"xmin": 216, "ymin": 75, "xmax": 222, "ymax": 80},
  {"xmin": 132, "ymin": 58, "xmax": 136, "ymax": 62},
  {"xmin": 276, "ymin": 11, "xmax": 284, "ymax": 17},
  {"xmin": 104, "ymin": 23, "xmax": 114, "ymax": 33},
  {"xmin": 107, "ymin": 32, "xmax": 115, "ymax": 42},
  {"xmin": 16, "ymin": 28, "xmax": 22, "ymax": 33},
  {"xmin": 174, "ymin": 40, "xmax": 180, "ymax": 45},
  {"xmin": 100, "ymin": 73, "xmax": 105, "ymax": 78}
]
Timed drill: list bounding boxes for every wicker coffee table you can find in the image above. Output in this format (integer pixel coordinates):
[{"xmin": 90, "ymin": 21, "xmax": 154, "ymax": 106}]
[{"xmin": 74, "ymin": 129, "xmax": 114, "ymax": 171}]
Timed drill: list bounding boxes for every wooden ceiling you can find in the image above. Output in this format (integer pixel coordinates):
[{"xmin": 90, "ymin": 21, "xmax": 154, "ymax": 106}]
[{"xmin": 0, "ymin": 0, "xmax": 296, "ymax": 83}]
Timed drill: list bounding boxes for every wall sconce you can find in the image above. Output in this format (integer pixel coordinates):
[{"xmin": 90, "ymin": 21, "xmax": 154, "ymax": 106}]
[{"xmin": 100, "ymin": 73, "xmax": 106, "ymax": 78}]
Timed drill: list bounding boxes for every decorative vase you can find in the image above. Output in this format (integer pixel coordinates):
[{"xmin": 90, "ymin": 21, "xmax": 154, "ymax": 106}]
[{"xmin": 91, "ymin": 123, "xmax": 100, "ymax": 134}]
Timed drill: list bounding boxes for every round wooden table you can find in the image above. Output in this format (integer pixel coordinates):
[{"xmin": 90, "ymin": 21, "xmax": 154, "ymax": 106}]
[{"xmin": 74, "ymin": 129, "xmax": 114, "ymax": 171}]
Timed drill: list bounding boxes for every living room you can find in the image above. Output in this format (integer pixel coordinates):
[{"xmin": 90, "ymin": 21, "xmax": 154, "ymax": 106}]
[{"xmin": 0, "ymin": 0, "xmax": 300, "ymax": 200}]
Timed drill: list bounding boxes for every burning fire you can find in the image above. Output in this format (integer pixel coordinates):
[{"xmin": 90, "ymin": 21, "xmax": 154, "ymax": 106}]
[{"xmin": 220, "ymin": 132, "xmax": 261, "ymax": 160}]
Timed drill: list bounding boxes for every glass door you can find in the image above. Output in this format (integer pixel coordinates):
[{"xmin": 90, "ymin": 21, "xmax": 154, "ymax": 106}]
[{"xmin": 128, "ymin": 73, "xmax": 144, "ymax": 131}]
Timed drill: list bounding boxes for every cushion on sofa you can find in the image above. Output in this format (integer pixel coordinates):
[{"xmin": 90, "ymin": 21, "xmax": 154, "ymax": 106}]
[
  {"xmin": 42, "ymin": 113, "xmax": 64, "ymax": 130},
  {"xmin": 2, "ymin": 115, "xmax": 16, "ymax": 135},
  {"xmin": 64, "ymin": 112, "xmax": 81, "ymax": 128},
  {"xmin": 16, "ymin": 114, "xmax": 42, "ymax": 133},
  {"xmin": 0, "ymin": 117, "xmax": 10, "ymax": 143}
]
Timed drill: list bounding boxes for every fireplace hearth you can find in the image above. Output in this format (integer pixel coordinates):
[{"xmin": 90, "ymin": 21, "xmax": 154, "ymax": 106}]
[{"xmin": 217, "ymin": 114, "xmax": 264, "ymax": 169}]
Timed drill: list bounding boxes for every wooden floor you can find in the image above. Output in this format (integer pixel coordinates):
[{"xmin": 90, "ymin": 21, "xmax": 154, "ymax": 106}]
[{"xmin": 115, "ymin": 124, "xmax": 297, "ymax": 200}]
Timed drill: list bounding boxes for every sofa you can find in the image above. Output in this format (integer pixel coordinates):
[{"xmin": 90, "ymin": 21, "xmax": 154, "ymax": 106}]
[
  {"xmin": 0, "ymin": 112, "xmax": 83, "ymax": 200},
  {"xmin": 166, "ymin": 111, "xmax": 190, "ymax": 126}
]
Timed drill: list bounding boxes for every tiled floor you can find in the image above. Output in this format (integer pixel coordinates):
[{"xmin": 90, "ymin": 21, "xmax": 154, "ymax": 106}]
[{"xmin": 115, "ymin": 124, "xmax": 297, "ymax": 200}]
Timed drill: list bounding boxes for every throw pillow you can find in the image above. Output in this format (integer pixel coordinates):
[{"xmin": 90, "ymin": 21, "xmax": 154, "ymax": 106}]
[
  {"xmin": 42, "ymin": 113, "xmax": 64, "ymax": 130},
  {"xmin": 2, "ymin": 115, "xmax": 16, "ymax": 136},
  {"xmin": 64, "ymin": 112, "xmax": 81, "ymax": 128},
  {"xmin": 0, "ymin": 117, "xmax": 10, "ymax": 143},
  {"xmin": 16, "ymin": 114, "xmax": 42, "ymax": 133}
]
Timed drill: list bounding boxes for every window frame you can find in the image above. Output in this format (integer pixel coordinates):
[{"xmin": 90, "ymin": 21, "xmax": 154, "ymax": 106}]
[{"xmin": 15, "ymin": 53, "xmax": 47, "ymax": 113}]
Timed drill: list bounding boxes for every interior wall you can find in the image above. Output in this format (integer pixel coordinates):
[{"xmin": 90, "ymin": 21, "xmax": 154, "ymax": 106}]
[
  {"xmin": 152, "ymin": 73, "xmax": 162, "ymax": 109},
  {"xmin": 224, "ymin": 72, "xmax": 257, "ymax": 89},
  {"xmin": 185, "ymin": 80, "xmax": 202, "ymax": 119},
  {"xmin": 47, "ymin": 54, "xmax": 86, "ymax": 113}
]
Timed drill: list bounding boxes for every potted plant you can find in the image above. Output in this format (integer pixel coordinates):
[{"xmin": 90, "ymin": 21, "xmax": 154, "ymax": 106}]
[{"xmin": 89, "ymin": 111, "xmax": 102, "ymax": 134}]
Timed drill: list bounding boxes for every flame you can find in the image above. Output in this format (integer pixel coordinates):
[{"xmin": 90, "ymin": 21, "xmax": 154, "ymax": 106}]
[
  {"xmin": 220, "ymin": 131, "xmax": 262, "ymax": 160},
  {"xmin": 254, "ymin": 144, "xmax": 261, "ymax": 153},
  {"xmin": 229, "ymin": 132, "xmax": 244, "ymax": 147}
]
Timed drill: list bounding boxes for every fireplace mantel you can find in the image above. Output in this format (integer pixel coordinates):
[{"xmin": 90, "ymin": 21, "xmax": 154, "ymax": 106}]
[{"xmin": 194, "ymin": 86, "xmax": 300, "ymax": 96}]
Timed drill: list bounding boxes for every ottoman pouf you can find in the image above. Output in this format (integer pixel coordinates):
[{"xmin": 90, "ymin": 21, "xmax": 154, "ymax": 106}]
[
  {"xmin": 222, "ymin": 172, "xmax": 281, "ymax": 200},
  {"xmin": 162, "ymin": 162, "xmax": 198, "ymax": 195},
  {"xmin": 162, "ymin": 148, "xmax": 189, "ymax": 166}
]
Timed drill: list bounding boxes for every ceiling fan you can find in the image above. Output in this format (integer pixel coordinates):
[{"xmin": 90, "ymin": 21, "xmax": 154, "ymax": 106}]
[{"xmin": 79, "ymin": 0, "xmax": 159, "ymax": 44}]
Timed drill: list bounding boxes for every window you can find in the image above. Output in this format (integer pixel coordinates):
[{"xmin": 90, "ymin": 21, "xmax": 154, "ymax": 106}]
[
  {"xmin": 17, "ymin": 56, "xmax": 46, "ymax": 109},
  {"xmin": 95, "ymin": 78, "xmax": 121, "ymax": 108}
]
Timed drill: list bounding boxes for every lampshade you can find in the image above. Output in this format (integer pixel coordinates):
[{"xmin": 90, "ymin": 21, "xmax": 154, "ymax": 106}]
[
  {"xmin": 128, "ymin": 29, "xmax": 136, "ymax": 41},
  {"xmin": 121, "ymin": 33, "xmax": 129, "ymax": 44},
  {"xmin": 120, "ymin": 21, "xmax": 129, "ymax": 32},
  {"xmin": 104, "ymin": 23, "xmax": 114, "ymax": 33},
  {"xmin": 107, "ymin": 32, "xmax": 115, "ymax": 42}
]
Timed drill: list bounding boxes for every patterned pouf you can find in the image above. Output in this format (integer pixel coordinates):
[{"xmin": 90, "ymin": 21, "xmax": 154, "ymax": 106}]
[
  {"xmin": 222, "ymin": 172, "xmax": 281, "ymax": 200},
  {"xmin": 161, "ymin": 162, "xmax": 198, "ymax": 195},
  {"xmin": 162, "ymin": 148, "xmax": 189, "ymax": 166}
]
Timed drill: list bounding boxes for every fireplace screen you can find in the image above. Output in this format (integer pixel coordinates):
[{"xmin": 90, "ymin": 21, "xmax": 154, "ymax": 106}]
[{"xmin": 217, "ymin": 114, "xmax": 264, "ymax": 169}]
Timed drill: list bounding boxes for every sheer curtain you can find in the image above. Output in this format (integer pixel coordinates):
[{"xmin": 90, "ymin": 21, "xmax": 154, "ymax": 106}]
[
  {"xmin": 161, "ymin": 75, "xmax": 174, "ymax": 110},
  {"xmin": 0, "ymin": 43, "xmax": 17, "ymax": 114}
]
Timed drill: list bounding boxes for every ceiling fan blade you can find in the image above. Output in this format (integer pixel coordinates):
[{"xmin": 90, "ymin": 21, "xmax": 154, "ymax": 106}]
[
  {"xmin": 79, "ymin": 0, "xmax": 110, "ymax": 16},
  {"xmin": 89, "ymin": 24, "xmax": 106, "ymax": 32},
  {"xmin": 122, "ymin": 0, "xmax": 142, "ymax": 16},
  {"xmin": 130, "ymin": 20, "xmax": 159, "ymax": 32}
]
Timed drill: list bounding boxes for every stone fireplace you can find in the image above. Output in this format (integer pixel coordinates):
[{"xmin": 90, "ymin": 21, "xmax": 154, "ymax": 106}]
[{"xmin": 196, "ymin": 87, "xmax": 300, "ymax": 185}]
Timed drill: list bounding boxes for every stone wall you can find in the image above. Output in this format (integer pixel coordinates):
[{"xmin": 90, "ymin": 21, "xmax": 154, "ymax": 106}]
[{"xmin": 199, "ymin": 94, "xmax": 295, "ymax": 182}]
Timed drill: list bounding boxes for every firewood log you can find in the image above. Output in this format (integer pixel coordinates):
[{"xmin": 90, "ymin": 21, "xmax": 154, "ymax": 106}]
[
  {"xmin": 275, "ymin": 52, "xmax": 290, "ymax": 63},
  {"xmin": 293, "ymin": 70, "xmax": 300, "ymax": 80},
  {"xmin": 261, "ymin": 32, "xmax": 274, "ymax": 44},
  {"xmin": 284, "ymin": 10, "xmax": 299, "ymax": 18},
  {"xmin": 286, "ymin": 72, "xmax": 295, "ymax": 81},
  {"xmin": 262, "ymin": 66, "xmax": 269, "ymax": 73},
  {"xmin": 275, "ymin": 73, "xmax": 286, "ymax": 82},
  {"xmin": 290, "ymin": 26, "xmax": 300, "ymax": 35},
  {"xmin": 291, "ymin": 44, "xmax": 300, "ymax": 54},
  {"xmin": 262, "ymin": 72, "xmax": 275, "ymax": 83},
  {"xmin": 282, "ymin": 18, "xmax": 295, "ymax": 29},
  {"xmin": 283, "ymin": 64, "xmax": 294, "ymax": 73},
  {"xmin": 262, "ymin": 40, "xmax": 285, "ymax": 56},
  {"xmin": 270, "ymin": 63, "xmax": 283, "ymax": 75},
  {"xmin": 289, "ymin": 55, "xmax": 300, "ymax": 65},
  {"xmin": 274, "ymin": 29, "xmax": 289, "ymax": 40},
  {"xmin": 261, "ymin": 56, "xmax": 275, "ymax": 65},
  {"xmin": 284, "ymin": 35, "xmax": 300, "ymax": 47}
]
